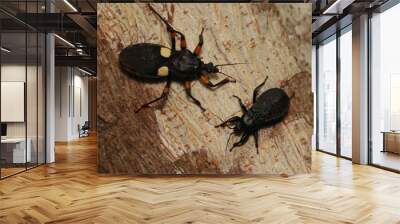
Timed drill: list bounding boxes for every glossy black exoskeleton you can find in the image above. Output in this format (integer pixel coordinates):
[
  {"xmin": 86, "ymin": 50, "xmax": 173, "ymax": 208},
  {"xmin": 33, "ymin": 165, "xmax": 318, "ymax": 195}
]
[
  {"xmin": 119, "ymin": 4, "xmax": 240, "ymax": 113},
  {"xmin": 216, "ymin": 76, "xmax": 290, "ymax": 153}
]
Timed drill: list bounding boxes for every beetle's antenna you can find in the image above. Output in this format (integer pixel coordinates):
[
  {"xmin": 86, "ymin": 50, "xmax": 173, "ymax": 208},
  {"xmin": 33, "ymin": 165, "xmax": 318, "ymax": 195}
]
[
  {"xmin": 214, "ymin": 113, "xmax": 225, "ymax": 124},
  {"xmin": 207, "ymin": 110, "xmax": 224, "ymax": 126},
  {"xmin": 215, "ymin": 63, "xmax": 247, "ymax": 67}
]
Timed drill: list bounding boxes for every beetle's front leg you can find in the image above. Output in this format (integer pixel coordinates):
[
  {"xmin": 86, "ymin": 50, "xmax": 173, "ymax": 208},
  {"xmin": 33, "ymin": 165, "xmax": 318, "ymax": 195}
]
[
  {"xmin": 135, "ymin": 80, "xmax": 171, "ymax": 113},
  {"xmin": 199, "ymin": 74, "xmax": 231, "ymax": 90},
  {"xmin": 229, "ymin": 132, "xmax": 250, "ymax": 152},
  {"xmin": 183, "ymin": 81, "xmax": 205, "ymax": 112},
  {"xmin": 215, "ymin": 116, "xmax": 240, "ymax": 128}
]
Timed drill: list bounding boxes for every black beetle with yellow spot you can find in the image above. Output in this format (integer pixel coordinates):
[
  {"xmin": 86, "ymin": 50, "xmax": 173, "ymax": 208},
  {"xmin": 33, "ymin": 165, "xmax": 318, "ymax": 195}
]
[{"xmin": 119, "ymin": 4, "xmax": 243, "ymax": 113}]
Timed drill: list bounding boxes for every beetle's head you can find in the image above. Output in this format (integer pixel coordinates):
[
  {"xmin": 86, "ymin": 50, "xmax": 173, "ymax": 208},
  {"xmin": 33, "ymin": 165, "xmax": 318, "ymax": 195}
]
[
  {"xmin": 215, "ymin": 116, "xmax": 247, "ymax": 152},
  {"xmin": 202, "ymin": 62, "xmax": 219, "ymax": 74},
  {"xmin": 232, "ymin": 119, "xmax": 245, "ymax": 134},
  {"xmin": 215, "ymin": 116, "xmax": 245, "ymax": 134}
]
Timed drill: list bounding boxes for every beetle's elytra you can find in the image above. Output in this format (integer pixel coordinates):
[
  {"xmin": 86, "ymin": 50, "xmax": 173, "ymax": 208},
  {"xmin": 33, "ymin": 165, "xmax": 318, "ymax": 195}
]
[
  {"xmin": 216, "ymin": 76, "xmax": 290, "ymax": 153},
  {"xmin": 119, "ymin": 4, "xmax": 241, "ymax": 113}
]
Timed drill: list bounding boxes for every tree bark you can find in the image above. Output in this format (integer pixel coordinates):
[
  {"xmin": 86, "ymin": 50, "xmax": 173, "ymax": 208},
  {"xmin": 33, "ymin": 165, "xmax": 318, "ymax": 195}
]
[{"xmin": 97, "ymin": 3, "xmax": 312, "ymax": 175}]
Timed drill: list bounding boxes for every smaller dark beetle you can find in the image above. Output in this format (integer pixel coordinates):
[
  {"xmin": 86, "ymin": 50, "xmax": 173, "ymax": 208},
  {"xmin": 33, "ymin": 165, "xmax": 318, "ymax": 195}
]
[
  {"xmin": 119, "ymin": 4, "xmax": 239, "ymax": 113},
  {"xmin": 216, "ymin": 76, "xmax": 290, "ymax": 153}
]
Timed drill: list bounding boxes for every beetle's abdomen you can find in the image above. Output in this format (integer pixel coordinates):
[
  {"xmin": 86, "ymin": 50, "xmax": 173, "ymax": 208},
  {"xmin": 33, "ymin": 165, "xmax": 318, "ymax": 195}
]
[
  {"xmin": 244, "ymin": 88, "xmax": 290, "ymax": 130},
  {"xmin": 119, "ymin": 43, "xmax": 171, "ymax": 79}
]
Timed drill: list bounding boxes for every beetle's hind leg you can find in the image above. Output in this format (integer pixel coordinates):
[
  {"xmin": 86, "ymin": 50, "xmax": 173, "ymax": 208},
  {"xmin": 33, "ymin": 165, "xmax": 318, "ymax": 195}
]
[
  {"xmin": 135, "ymin": 80, "xmax": 171, "ymax": 113},
  {"xmin": 184, "ymin": 81, "xmax": 205, "ymax": 112},
  {"xmin": 148, "ymin": 4, "xmax": 186, "ymax": 51},
  {"xmin": 168, "ymin": 28, "xmax": 187, "ymax": 51},
  {"xmin": 194, "ymin": 28, "xmax": 204, "ymax": 56},
  {"xmin": 253, "ymin": 75, "xmax": 269, "ymax": 103}
]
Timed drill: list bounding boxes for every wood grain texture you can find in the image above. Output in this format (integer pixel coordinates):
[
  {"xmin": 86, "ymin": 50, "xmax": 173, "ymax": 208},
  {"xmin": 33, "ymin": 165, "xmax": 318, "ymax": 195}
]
[
  {"xmin": 1, "ymin": 136, "xmax": 400, "ymax": 223},
  {"xmin": 97, "ymin": 3, "xmax": 312, "ymax": 175}
]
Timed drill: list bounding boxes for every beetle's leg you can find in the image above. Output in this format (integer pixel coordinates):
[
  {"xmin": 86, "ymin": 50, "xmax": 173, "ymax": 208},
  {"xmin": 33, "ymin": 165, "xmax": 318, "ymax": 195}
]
[
  {"xmin": 167, "ymin": 29, "xmax": 187, "ymax": 50},
  {"xmin": 177, "ymin": 31, "xmax": 187, "ymax": 50},
  {"xmin": 148, "ymin": 4, "xmax": 186, "ymax": 51},
  {"xmin": 215, "ymin": 116, "xmax": 240, "ymax": 128},
  {"xmin": 232, "ymin": 95, "xmax": 247, "ymax": 113},
  {"xmin": 169, "ymin": 30, "xmax": 187, "ymax": 51},
  {"xmin": 225, "ymin": 132, "xmax": 235, "ymax": 152},
  {"xmin": 199, "ymin": 74, "xmax": 231, "ymax": 90},
  {"xmin": 170, "ymin": 31, "xmax": 177, "ymax": 51},
  {"xmin": 253, "ymin": 131, "xmax": 259, "ymax": 154},
  {"xmin": 229, "ymin": 133, "xmax": 250, "ymax": 152},
  {"xmin": 184, "ymin": 81, "xmax": 205, "ymax": 112},
  {"xmin": 135, "ymin": 80, "xmax": 171, "ymax": 113},
  {"xmin": 194, "ymin": 28, "xmax": 204, "ymax": 56},
  {"xmin": 253, "ymin": 75, "xmax": 269, "ymax": 103}
]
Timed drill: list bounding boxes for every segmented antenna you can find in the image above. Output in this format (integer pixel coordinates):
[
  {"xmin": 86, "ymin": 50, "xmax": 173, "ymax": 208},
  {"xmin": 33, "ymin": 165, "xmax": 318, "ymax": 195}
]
[{"xmin": 215, "ymin": 63, "xmax": 247, "ymax": 67}]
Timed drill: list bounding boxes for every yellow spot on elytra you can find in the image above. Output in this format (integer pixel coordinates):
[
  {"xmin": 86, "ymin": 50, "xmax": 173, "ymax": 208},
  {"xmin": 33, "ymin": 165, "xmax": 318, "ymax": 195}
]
[
  {"xmin": 157, "ymin": 66, "xmax": 169, "ymax": 77},
  {"xmin": 160, "ymin": 47, "xmax": 171, "ymax": 58}
]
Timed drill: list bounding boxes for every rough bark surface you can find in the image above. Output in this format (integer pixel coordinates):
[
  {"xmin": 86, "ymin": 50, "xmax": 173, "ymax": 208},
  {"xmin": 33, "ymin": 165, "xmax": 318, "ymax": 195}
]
[{"xmin": 97, "ymin": 3, "xmax": 312, "ymax": 175}]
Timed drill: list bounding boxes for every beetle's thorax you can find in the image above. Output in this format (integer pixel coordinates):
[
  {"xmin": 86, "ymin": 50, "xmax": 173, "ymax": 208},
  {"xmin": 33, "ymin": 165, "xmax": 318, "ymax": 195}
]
[{"xmin": 170, "ymin": 49, "xmax": 201, "ymax": 79}]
